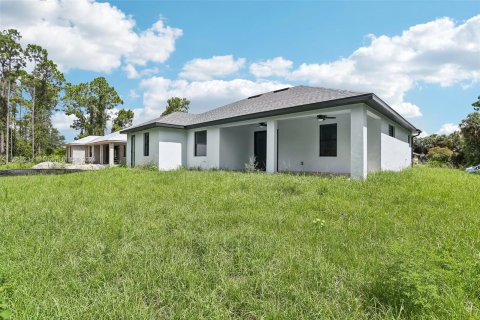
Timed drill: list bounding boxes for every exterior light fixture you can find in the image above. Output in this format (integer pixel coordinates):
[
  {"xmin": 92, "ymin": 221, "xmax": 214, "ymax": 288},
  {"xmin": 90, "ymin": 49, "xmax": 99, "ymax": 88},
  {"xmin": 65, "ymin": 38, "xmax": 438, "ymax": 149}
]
[{"xmin": 258, "ymin": 122, "xmax": 267, "ymax": 128}]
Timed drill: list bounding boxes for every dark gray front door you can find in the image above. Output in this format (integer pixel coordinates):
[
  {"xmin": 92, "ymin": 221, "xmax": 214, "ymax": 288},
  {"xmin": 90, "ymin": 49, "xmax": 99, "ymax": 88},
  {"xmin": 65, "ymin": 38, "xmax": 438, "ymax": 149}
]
[
  {"xmin": 254, "ymin": 131, "xmax": 267, "ymax": 171},
  {"xmin": 104, "ymin": 145, "xmax": 109, "ymax": 164}
]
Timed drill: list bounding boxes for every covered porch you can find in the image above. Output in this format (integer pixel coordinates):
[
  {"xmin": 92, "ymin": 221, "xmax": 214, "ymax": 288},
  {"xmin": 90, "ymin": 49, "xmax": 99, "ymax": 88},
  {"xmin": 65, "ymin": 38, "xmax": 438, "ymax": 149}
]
[
  {"xmin": 216, "ymin": 104, "xmax": 381, "ymax": 179},
  {"xmin": 86, "ymin": 143, "xmax": 126, "ymax": 165}
]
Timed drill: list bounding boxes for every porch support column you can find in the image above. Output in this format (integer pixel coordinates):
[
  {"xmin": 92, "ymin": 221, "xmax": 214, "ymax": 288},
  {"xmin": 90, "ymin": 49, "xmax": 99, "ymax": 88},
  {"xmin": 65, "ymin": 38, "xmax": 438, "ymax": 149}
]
[
  {"xmin": 100, "ymin": 145, "xmax": 104, "ymax": 164},
  {"xmin": 350, "ymin": 105, "xmax": 368, "ymax": 179},
  {"xmin": 207, "ymin": 127, "xmax": 220, "ymax": 169},
  {"xmin": 266, "ymin": 120, "xmax": 278, "ymax": 173},
  {"xmin": 109, "ymin": 143, "xmax": 114, "ymax": 166}
]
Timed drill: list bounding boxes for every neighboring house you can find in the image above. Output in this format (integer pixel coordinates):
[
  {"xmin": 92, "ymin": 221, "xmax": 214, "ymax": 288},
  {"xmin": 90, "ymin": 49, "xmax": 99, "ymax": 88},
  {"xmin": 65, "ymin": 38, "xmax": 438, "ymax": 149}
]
[
  {"xmin": 121, "ymin": 86, "xmax": 421, "ymax": 179},
  {"xmin": 65, "ymin": 132, "xmax": 127, "ymax": 165}
]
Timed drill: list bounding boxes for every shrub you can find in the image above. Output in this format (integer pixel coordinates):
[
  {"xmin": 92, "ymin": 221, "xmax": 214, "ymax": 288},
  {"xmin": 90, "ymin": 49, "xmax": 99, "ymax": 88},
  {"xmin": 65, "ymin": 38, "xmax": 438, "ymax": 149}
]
[
  {"xmin": 244, "ymin": 155, "xmax": 258, "ymax": 172},
  {"xmin": 428, "ymin": 147, "xmax": 453, "ymax": 163},
  {"xmin": 135, "ymin": 161, "xmax": 158, "ymax": 171},
  {"xmin": 426, "ymin": 159, "xmax": 453, "ymax": 168}
]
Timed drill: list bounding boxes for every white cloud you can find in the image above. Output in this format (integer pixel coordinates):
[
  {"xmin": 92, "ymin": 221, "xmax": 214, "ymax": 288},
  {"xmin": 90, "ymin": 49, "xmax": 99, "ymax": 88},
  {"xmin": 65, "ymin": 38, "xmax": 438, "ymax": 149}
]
[
  {"xmin": 0, "ymin": 0, "xmax": 182, "ymax": 72},
  {"xmin": 419, "ymin": 131, "xmax": 429, "ymax": 138},
  {"xmin": 123, "ymin": 64, "xmax": 159, "ymax": 79},
  {"xmin": 136, "ymin": 77, "xmax": 289, "ymax": 123},
  {"xmin": 129, "ymin": 89, "xmax": 140, "ymax": 99},
  {"xmin": 250, "ymin": 57, "xmax": 293, "ymax": 78},
  {"xmin": 287, "ymin": 15, "xmax": 480, "ymax": 118},
  {"xmin": 52, "ymin": 112, "xmax": 76, "ymax": 131},
  {"xmin": 437, "ymin": 123, "xmax": 459, "ymax": 135},
  {"xmin": 179, "ymin": 55, "xmax": 246, "ymax": 81},
  {"xmin": 123, "ymin": 64, "xmax": 140, "ymax": 79},
  {"xmin": 125, "ymin": 20, "xmax": 182, "ymax": 67}
]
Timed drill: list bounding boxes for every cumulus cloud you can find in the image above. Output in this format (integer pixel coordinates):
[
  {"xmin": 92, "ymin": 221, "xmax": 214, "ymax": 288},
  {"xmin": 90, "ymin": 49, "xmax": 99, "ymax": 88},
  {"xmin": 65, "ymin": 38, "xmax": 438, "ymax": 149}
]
[
  {"xmin": 250, "ymin": 57, "xmax": 293, "ymax": 78},
  {"xmin": 419, "ymin": 131, "xmax": 429, "ymax": 138},
  {"xmin": 179, "ymin": 55, "xmax": 246, "ymax": 81},
  {"xmin": 0, "ymin": 0, "xmax": 182, "ymax": 72},
  {"xmin": 437, "ymin": 123, "xmax": 459, "ymax": 135},
  {"xmin": 52, "ymin": 112, "xmax": 76, "ymax": 131},
  {"xmin": 286, "ymin": 15, "xmax": 480, "ymax": 118},
  {"xmin": 136, "ymin": 77, "xmax": 290, "ymax": 123},
  {"xmin": 125, "ymin": 20, "xmax": 182, "ymax": 67},
  {"xmin": 123, "ymin": 64, "xmax": 159, "ymax": 79},
  {"xmin": 129, "ymin": 89, "xmax": 140, "ymax": 99}
]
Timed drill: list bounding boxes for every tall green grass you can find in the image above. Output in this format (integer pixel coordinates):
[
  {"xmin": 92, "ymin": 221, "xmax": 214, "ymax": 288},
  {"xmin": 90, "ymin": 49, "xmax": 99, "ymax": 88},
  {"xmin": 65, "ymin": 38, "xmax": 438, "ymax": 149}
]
[{"xmin": 0, "ymin": 167, "xmax": 479, "ymax": 319}]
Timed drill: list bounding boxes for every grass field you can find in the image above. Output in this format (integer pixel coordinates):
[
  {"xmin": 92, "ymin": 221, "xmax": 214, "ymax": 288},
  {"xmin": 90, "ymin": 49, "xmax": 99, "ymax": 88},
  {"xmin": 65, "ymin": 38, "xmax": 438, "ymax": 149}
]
[{"xmin": 0, "ymin": 167, "xmax": 479, "ymax": 319}]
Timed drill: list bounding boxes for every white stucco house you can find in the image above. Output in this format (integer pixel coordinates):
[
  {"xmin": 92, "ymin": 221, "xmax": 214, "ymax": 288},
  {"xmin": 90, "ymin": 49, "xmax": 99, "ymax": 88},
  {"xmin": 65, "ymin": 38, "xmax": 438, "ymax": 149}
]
[
  {"xmin": 121, "ymin": 86, "xmax": 420, "ymax": 179},
  {"xmin": 65, "ymin": 131, "xmax": 127, "ymax": 166}
]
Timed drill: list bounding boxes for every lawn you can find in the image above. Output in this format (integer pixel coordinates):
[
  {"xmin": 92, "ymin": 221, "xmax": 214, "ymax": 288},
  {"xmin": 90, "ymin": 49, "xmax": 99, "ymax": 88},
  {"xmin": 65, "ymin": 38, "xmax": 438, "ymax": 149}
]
[{"xmin": 0, "ymin": 167, "xmax": 479, "ymax": 319}]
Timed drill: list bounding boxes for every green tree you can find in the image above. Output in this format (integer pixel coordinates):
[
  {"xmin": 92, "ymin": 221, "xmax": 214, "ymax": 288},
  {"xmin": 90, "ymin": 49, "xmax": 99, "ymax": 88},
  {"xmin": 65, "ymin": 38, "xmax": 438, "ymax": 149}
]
[
  {"xmin": 413, "ymin": 131, "xmax": 465, "ymax": 167},
  {"xmin": 473, "ymin": 95, "xmax": 480, "ymax": 111},
  {"xmin": 111, "ymin": 108, "xmax": 134, "ymax": 132},
  {"xmin": 0, "ymin": 29, "xmax": 25, "ymax": 160},
  {"xmin": 64, "ymin": 77, "xmax": 123, "ymax": 138},
  {"xmin": 0, "ymin": 29, "xmax": 64, "ymax": 159},
  {"xmin": 459, "ymin": 112, "xmax": 480, "ymax": 165},
  {"xmin": 427, "ymin": 146, "xmax": 453, "ymax": 163},
  {"xmin": 63, "ymin": 83, "xmax": 90, "ymax": 138},
  {"xmin": 89, "ymin": 77, "xmax": 123, "ymax": 135},
  {"xmin": 26, "ymin": 45, "xmax": 64, "ymax": 155},
  {"xmin": 161, "ymin": 97, "xmax": 190, "ymax": 116}
]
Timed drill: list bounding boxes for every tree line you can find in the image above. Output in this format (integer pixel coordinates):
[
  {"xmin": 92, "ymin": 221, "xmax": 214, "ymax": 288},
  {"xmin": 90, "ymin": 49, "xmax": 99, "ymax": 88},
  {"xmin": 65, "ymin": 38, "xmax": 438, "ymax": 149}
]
[
  {"xmin": 0, "ymin": 29, "xmax": 134, "ymax": 163},
  {"xmin": 414, "ymin": 102, "xmax": 480, "ymax": 167}
]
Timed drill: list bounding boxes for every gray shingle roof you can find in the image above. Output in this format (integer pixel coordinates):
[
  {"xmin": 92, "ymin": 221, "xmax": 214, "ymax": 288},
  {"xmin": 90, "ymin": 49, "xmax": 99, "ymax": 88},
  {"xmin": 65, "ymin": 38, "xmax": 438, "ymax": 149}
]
[
  {"xmin": 121, "ymin": 86, "xmax": 418, "ymax": 133},
  {"xmin": 189, "ymin": 86, "xmax": 366, "ymax": 126}
]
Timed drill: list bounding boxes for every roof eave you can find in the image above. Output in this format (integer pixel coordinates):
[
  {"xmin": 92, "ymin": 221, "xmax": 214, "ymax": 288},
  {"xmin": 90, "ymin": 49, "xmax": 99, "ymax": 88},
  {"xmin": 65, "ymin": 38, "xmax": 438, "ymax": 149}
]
[
  {"xmin": 120, "ymin": 122, "xmax": 185, "ymax": 134},
  {"xmin": 89, "ymin": 140, "xmax": 127, "ymax": 145},
  {"xmin": 366, "ymin": 94, "xmax": 419, "ymax": 133}
]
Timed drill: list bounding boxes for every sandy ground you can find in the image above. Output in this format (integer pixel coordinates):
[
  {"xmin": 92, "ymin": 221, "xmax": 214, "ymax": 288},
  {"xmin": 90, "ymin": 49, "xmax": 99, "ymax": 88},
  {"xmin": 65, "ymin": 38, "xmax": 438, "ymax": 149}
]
[{"xmin": 32, "ymin": 162, "xmax": 106, "ymax": 170}]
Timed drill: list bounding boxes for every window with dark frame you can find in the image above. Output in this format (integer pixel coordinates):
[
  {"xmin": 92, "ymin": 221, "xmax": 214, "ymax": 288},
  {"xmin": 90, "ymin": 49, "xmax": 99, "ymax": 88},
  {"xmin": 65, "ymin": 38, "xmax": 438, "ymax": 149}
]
[
  {"xmin": 389, "ymin": 125, "xmax": 395, "ymax": 137},
  {"xmin": 144, "ymin": 132, "xmax": 149, "ymax": 156},
  {"xmin": 319, "ymin": 124, "xmax": 337, "ymax": 157},
  {"xmin": 194, "ymin": 131, "xmax": 207, "ymax": 156},
  {"xmin": 123, "ymin": 145, "xmax": 126, "ymax": 157}
]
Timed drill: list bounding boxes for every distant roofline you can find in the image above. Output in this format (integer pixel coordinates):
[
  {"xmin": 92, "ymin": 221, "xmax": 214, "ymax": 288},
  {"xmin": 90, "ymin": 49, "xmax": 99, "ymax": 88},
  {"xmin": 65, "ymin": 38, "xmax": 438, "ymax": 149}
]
[
  {"xmin": 65, "ymin": 133, "xmax": 127, "ymax": 146},
  {"xmin": 121, "ymin": 87, "xmax": 419, "ymax": 134}
]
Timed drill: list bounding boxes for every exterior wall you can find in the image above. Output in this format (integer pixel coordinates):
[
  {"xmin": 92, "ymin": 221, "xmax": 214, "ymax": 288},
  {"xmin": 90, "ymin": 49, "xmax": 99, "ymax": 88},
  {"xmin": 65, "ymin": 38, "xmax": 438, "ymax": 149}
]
[
  {"xmin": 125, "ymin": 102, "xmax": 414, "ymax": 174},
  {"xmin": 219, "ymin": 125, "xmax": 257, "ymax": 170},
  {"xmin": 158, "ymin": 128, "xmax": 187, "ymax": 168},
  {"xmin": 69, "ymin": 145, "xmax": 87, "ymax": 164},
  {"xmin": 373, "ymin": 109, "xmax": 412, "ymax": 171},
  {"xmin": 187, "ymin": 127, "xmax": 220, "ymax": 169},
  {"xmin": 381, "ymin": 134, "xmax": 411, "ymax": 171},
  {"xmin": 367, "ymin": 115, "xmax": 381, "ymax": 172},
  {"xmin": 158, "ymin": 142, "xmax": 182, "ymax": 170},
  {"xmin": 126, "ymin": 127, "xmax": 187, "ymax": 169},
  {"xmin": 126, "ymin": 128, "xmax": 159, "ymax": 167},
  {"xmin": 277, "ymin": 113, "xmax": 351, "ymax": 174},
  {"xmin": 350, "ymin": 105, "xmax": 368, "ymax": 179}
]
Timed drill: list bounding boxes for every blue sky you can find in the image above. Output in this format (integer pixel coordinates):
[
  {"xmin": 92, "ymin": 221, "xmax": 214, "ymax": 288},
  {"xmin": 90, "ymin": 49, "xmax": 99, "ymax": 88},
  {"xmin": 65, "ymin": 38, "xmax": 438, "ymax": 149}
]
[{"xmin": 1, "ymin": 0, "xmax": 480, "ymax": 142}]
